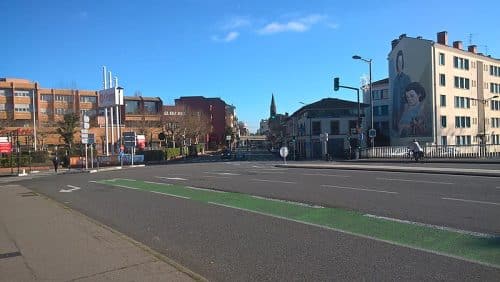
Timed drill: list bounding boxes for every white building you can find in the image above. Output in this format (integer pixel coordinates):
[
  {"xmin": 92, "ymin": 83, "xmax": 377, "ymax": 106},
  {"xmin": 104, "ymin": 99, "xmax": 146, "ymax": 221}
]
[
  {"xmin": 362, "ymin": 78, "xmax": 391, "ymax": 146},
  {"xmin": 388, "ymin": 31, "xmax": 500, "ymax": 146}
]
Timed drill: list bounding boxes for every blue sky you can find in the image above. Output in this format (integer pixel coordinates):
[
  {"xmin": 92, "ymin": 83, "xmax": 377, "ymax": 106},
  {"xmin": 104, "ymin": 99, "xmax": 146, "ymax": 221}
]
[{"xmin": 2, "ymin": 0, "xmax": 499, "ymax": 132}]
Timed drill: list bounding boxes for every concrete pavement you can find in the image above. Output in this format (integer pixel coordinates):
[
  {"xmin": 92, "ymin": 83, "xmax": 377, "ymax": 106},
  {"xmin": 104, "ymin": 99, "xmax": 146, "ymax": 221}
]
[
  {"xmin": 277, "ymin": 161, "xmax": 500, "ymax": 177},
  {"xmin": 0, "ymin": 184, "xmax": 203, "ymax": 282}
]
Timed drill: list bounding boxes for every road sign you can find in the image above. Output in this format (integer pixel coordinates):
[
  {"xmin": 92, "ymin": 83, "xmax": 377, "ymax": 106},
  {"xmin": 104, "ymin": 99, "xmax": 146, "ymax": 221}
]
[
  {"xmin": 226, "ymin": 135, "xmax": 231, "ymax": 141},
  {"xmin": 81, "ymin": 138, "xmax": 89, "ymax": 144},
  {"xmin": 280, "ymin": 146, "xmax": 289, "ymax": 158},
  {"xmin": 368, "ymin": 128, "xmax": 377, "ymax": 138},
  {"xmin": 123, "ymin": 132, "xmax": 136, "ymax": 148},
  {"xmin": 82, "ymin": 115, "xmax": 90, "ymax": 129},
  {"xmin": 81, "ymin": 129, "xmax": 89, "ymax": 134},
  {"xmin": 320, "ymin": 133, "xmax": 329, "ymax": 142}
]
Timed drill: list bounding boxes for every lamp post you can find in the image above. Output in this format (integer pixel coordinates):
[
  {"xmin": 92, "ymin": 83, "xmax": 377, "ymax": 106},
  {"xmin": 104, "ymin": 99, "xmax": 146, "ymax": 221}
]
[
  {"xmin": 471, "ymin": 95, "xmax": 499, "ymax": 144},
  {"xmin": 352, "ymin": 55, "xmax": 373, "ymax": 147}
]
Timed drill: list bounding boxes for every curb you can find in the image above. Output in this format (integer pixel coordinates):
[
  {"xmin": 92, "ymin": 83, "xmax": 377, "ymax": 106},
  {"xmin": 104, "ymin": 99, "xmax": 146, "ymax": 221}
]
[{"xmin": 276, "ymin": 164, "xmax": 500, "ymax": 177}]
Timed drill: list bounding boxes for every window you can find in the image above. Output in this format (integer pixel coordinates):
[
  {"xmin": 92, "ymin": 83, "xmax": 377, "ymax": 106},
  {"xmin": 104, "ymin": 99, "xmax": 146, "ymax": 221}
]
[
  {"xmin": 0, "ymin": 104, "xmax": 5, "ymax": 111},
  {"xmin": 14, "ymin": 104, "xmax": 31, "ymax": 112},
  {"xmin": 455, "ymin": 116, "xmax": 471, "ymax": 128},
  {"xmin": 40, "ymin": 108, "xmax": 52, "ymax": 115},
  {"xmin": 491, "ymin": 83, "xmax": 500, "ymax": 94},
  {"xmin": 330, "ymin": 121, "xmax": 339, "ymax": 135},
  {"xmin": 440, "ymin": 95, "xmax": 446, "ymax": 107},
  {"xmin": 453, "ymin": 56, "xmax": 469, "ymax": 70},
  {"xmin": 441, "ymin": 116, "xmax": 447, "ymax": 128},
  {"xmin": 80, "ymin": 96, "xmax": 97, "ymax": 103},
  {"xmin": 40, "ymin": 94, "xmax": 53, "ymax": 101},
  {"xmin": 492, "ymin": 100, "xmax": 500, "ymax": 111},
  {"xmin": 80, "ymin": 109, "xmax": 96, "ymax": 117},
  {"xmin": 454, "ymin": 96, "xmax": 471, "ymax": 108},
  {"xmin": 441, "ymin": 136, "xmax": 447, "ymax": 146},
  {"xmin": 380, "ymin": 105, "xmax": 389, "ymax": 116},
  {"xmin": 439, "ymin": 74, "xmax": 446, "ymax": 86},
  {"xmin": 125, "ymin": 100, "xmax": 140, "ymax": 114},
  {"xmin": 492, "ymin": 134, "xmax": 500, "ymax": 145},
  {"xmin": 491, "ymin": 65, "xmax": 500, "ymax": 77},
  {"xmin": 372, "ymin": 90, "xmax": 381, "ymax": 100},
  {"xmin": 14, "ymin": 90, "xmax": 32, "ymax": 97},
  {"xmin": 381, "ymin": 89, "xmax": 389, "ymax": 99},
  {"xmin": 455, "ymin": 135, "xmax": 471, "ymax": 145},
  {"xmin": 312, "ymin": 121, "xmax": 321, "ymax": 135},
  {"xmin": 55, "ymin": 108, "xmax": 72, "ymax": 115},
  {"xmin": 0, "ymin": 89, "xmax": 11, "ymax": 97},
  {"xmin": 492, "ymin": 118, "xmax": 500, "ymax": 128},
  {"xmin": 55, "ymin": 95, "xmax": 73, "ymax": 102},
  {"xmin": 439, "ymin": 53, "xmax": 445, "ymax": 65},
  {"xmin": 144, "ymin": 101, "xmax": 158, "ymax": 113},
  {"xmin": 454, "ymin": 76, "xmax": 470, "ymax": 89}
]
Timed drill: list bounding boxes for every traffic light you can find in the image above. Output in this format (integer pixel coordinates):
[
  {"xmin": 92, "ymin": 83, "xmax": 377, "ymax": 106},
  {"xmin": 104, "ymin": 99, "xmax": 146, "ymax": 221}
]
[{"xmin": 334, "ymin": 77, "xmax": 340, "ymax": 91}]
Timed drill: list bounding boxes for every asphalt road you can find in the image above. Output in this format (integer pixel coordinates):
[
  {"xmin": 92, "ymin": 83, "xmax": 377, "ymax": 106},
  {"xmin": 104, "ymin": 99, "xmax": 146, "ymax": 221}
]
[{"xmin": 18, "ymin": 161, "xmax": 500, "ymax": 281}]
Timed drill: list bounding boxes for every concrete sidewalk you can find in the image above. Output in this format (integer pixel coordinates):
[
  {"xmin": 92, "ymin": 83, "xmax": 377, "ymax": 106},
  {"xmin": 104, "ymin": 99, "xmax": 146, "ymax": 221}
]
[
  {"xmin": 0, "ymin": 184, "xmax": 203, "ymax": 281},
  {"xmin": 276, "ymin": 162, "xmax": 500, "ymax": 177}
]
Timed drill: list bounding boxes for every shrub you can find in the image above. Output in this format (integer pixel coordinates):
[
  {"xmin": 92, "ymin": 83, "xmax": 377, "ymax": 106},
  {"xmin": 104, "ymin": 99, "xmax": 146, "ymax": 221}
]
[
  {"xmin": 31, "ymin": 151, "xmax": 49, "ymax": 163},
  {"xmin": 165, "ymin": 148, "xmax": 181, "ymax": 160}
]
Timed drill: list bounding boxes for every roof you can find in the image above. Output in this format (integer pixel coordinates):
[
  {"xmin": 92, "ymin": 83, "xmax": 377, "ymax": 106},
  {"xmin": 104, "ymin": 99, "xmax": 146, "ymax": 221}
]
[
  {"xmin": 372, "ymin": 78, "xmax": 389, "ymax": 86},
  {"xmin": 291, "ymin": 98, "xmax": 369, "ymax": 118},
  {"xmin": 124, "ymin": 96, "xmax": 162, "ymax": 102}
]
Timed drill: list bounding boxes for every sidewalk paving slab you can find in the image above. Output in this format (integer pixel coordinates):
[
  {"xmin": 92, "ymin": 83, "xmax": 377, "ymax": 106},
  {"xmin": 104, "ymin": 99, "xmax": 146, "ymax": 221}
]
[{"xmin": 0, "ymin": 184, "xmax": 203, "ymax": 282}]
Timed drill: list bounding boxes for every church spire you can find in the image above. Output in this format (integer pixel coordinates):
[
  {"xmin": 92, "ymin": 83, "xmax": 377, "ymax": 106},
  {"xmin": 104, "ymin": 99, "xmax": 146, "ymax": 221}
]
[{"xmin": 270, "ymin": 93, "xmax": 276, "ymax": 118}]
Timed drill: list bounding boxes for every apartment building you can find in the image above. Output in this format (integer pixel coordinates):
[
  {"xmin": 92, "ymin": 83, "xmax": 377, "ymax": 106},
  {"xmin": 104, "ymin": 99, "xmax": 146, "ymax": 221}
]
[
  {"xmin": 363, "ymin": 78, "xmax": 390, "ymax": 146},
  {"xmin": 389, "ymin": 32, "xmax": 500, "ymax": 146}
]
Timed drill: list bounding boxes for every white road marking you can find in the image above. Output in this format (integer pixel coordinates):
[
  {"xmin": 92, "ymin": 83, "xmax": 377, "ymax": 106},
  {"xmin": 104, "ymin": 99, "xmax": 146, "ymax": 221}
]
[
  {"xmin": 155, "ymin": 176, "xmax": 187, "ymax": 181},
  {"xmin": 442, "ymin": 197, "xmax": 500, "ymax": 206},
  {"xmin": 363, "ymin": 214, "xmax": 495, "ymax": 238},
  {"xmin": 145, "ymin": 181, "xmax": 172, "ymax": 185},
  {"xmin": 204, "ymin": 172, "xmax": 240, "ymax": 176},
  {"xmin": 376, "ymin": 177, "xmax": 453, "ymax": 185},
  {"xmin": 248, "ymin": 171, "xmax": 285, "ymax": 174},
  {"xmin": 112, "ymin": 184, "xmax": 190, "ymax": 199},
  {"xmin": 251, "ymin": 179, "xmax": 296, "ymax": 184},
  {"xmin": 321, "ymin": 184, "xmax": 398, "ymax": 194},
  {"xmin": 206, "ymin": 202, "xmax": 500, "ymax": 270},
  {"xmin": 251, "ymin": 195, "xmax": 324, "ymax": 208},
  {"xmin": 60, "ymin": 185, "xmax": 81, "ymax": 193},
  {"xmin": 89, "ymin": 181, "xmax": 97, "ymax": 183},
  {"xmin": 185, "ymin": 186, "xmax": 227, "ymax": 193},
  {"xmin": 202, "ymin": 175, "xmax": 230, "ymax": 179},
  {"xmin": 303, "ymin": 173, "xmax": 349, "ymax": 178}
]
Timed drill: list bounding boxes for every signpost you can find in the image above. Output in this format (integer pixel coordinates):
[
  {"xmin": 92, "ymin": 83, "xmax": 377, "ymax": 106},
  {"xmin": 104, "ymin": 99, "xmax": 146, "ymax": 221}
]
[
  {"xmin": 81, "ymin": 115, "xmax": 90, "ymax": 169},
  {"xmin": 320, "ymin": 133, "xmax": 329, "ymax": 160}
]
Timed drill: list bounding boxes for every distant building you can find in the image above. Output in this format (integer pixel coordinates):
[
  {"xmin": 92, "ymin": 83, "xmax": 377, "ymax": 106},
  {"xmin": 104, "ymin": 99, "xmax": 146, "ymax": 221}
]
[
  {"xmin": 362, "ymin": 78, "xmax": 391, "ymax": 146},
  {"xmin": 388, "ymin": 31, "xmax": 500, "ymax": 146},
  {"xmin": 174, "ymin": 96, "xmax": 229, "ymax": 148},
  {"xmin": 258, "ymin": 119, "xmax": 269, "ymax": 135},
  {"xmin": 288, "ymin": 98, "xmax": 368, "ymax": 159}
]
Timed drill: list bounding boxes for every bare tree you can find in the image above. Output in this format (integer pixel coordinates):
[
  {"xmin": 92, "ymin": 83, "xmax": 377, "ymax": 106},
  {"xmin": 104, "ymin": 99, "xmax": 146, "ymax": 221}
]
[{"xmin": 181, "ymin": 111, "xmax": 211, "ymax": 145}]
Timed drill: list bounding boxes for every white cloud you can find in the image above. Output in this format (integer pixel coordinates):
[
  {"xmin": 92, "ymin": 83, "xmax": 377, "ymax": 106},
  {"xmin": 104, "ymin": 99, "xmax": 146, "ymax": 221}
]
[
  {"xmin": 257, "ymin": 14, "xmax": 327, "ymax": 35},
  {"xmin": 212, "ymin": 31, "xmax": 240, "ymax": 43},
  {"xmin": 222, "ymin": 16, "xmax": 251, "ymax": 30},
  {"xmin": 224, "ymin": 31, "xmax": 239, "ymax": 42}
]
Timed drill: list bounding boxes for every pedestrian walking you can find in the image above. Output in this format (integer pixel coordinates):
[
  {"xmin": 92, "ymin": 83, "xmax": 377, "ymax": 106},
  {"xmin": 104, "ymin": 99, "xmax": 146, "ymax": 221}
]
[{"xmin": 52, "ymin": 155, "xmax": 60, "ymax": 173}]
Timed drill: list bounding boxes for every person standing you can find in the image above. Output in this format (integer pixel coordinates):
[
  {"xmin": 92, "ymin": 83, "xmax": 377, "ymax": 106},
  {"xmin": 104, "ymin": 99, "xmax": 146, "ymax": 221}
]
[{"xmin": 52, "ymin": 155, "xmax": 60, "ymax": 173}]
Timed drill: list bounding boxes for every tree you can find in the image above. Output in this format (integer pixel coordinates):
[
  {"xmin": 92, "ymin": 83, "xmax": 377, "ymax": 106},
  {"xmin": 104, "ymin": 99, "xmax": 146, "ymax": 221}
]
[
  {"xmin": 56, "ymin": 113, "xmax": 80, "ymax": 153},
  {"xmin": 181, "ymin": 111, "xmax": 211, "ymax": 145}
]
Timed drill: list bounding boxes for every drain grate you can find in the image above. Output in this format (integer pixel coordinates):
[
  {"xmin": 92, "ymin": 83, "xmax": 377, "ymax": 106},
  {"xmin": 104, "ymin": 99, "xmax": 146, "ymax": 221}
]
[{"xmin": 0, "ymin": 251, "xmax": 21, "ymax": 260}]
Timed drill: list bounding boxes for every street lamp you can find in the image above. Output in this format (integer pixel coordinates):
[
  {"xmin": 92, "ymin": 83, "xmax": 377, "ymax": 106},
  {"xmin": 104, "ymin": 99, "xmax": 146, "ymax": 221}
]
[
  {"xmin": 471, "ymin": 95, "xmax": 499, "ymax": 144},
  {"xmin": 352, "ymin": 55, "xmax": 373, "ymax": 147}
]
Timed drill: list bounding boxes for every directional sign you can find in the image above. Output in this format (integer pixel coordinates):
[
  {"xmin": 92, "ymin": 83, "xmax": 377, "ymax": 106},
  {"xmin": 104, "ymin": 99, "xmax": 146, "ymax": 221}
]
[
  {"xmin": 280, "ymin": 146, "xmax": 289, "ymax": 158},
  {"xmin": 123, "ymin": 132, "xmax": 136, "ymax": 148},
  {"xmin": 368, "ymin": 128, "xmax": 377, "ymax": 138},
  {"xmin": 88, "ymin": 133, "xmax": 95, "ymax": 145},
  {"xmin": 81, "ymin": 129, "xmax": 89, "ymax": 134}
]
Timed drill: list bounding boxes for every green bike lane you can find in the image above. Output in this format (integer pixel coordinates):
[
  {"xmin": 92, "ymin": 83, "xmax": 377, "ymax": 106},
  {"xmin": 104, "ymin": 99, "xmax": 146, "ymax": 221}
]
[{"xmin": 98, "ymin": 178, "xmax": 500, "ymax": 269}]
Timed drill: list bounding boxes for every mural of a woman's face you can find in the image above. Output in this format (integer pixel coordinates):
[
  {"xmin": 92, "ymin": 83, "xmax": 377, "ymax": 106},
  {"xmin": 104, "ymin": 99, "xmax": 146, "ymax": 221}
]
[{"xmin": 405, "ymin": 89, "xmax": 420, "ymax": 106}]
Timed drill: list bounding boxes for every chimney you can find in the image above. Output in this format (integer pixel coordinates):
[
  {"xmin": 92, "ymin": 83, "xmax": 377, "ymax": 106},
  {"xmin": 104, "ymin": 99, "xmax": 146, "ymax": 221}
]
[
  {"xmin": 468, "ymin": 45, "xmax": 477, "ymax": 54},
  {"xmin": 391, "ymin": 39, "xmax": 399, "ymax": 49},
  {"xmin": 437, "ymin": 31, "xmax": 448, "ymax": 45},
  {"xmin": 399, "ymin": 33, "xmax": 407, "ymax": 39},
  {"xmin": 453, "ymin": 41, "xmax": 463, "ymax": 50}
]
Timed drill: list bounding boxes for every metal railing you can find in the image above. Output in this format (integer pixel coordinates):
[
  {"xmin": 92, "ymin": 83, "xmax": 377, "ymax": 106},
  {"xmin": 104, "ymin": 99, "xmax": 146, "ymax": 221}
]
[{"xmin": 362, "ymin": 144, "xmax": 500, "ymax": 159}]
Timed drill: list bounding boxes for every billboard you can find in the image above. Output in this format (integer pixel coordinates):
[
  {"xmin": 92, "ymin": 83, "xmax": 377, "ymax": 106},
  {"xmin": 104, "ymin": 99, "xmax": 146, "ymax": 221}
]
[
  {"xmin": 98, "ymin": 87, "xmax": 124, "ymax": 107},
  {"xmin": 389, "ymin": 38, "xmax": 434, "ymax": 144}
]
